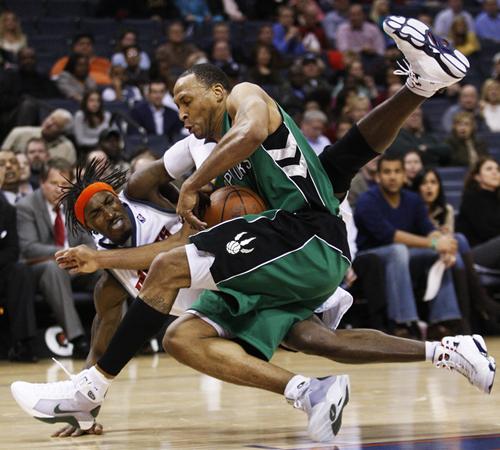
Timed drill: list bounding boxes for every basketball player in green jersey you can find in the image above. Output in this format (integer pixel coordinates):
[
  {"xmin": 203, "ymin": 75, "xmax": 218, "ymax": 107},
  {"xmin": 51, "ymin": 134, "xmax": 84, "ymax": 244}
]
[{"xmin": 11, "ymin": 17, "xmax": 495, "ymax": 443}]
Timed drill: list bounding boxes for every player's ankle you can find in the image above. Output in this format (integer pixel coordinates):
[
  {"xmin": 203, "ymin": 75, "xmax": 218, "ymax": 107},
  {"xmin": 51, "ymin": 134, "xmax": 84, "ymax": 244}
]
[
  {"xmin": 94, "ymin": 364, "xmax": 115, "ymax": 381},
  {"xmin": 425, "ymin": 341, "xmax": 439, "ymax": 361}
]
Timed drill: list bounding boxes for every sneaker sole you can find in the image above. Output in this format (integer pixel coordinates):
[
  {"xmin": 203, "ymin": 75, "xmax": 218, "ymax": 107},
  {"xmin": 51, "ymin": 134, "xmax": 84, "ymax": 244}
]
[
  {"xmin": 383, "ymin": 16, "xmax": 469, "ymax": 79},
  {"xmin": 10, "ymin": 382, "xmax": 98, "ymax": 430},
  {"xmin": 307, "ymin": 375, "xmax": 350, "ymax": 443}
]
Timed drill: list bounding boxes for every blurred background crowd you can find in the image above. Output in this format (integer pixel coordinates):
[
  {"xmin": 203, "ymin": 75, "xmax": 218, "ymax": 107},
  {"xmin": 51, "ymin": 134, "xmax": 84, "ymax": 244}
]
[{"xmin": 0, "ymin": 0, "xmax": 499, "ymax": 362}]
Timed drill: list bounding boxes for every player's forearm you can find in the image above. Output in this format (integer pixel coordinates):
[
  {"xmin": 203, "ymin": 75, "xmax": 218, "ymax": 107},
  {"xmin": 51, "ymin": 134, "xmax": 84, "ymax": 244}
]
[
  {"xmin": 185, "ymin": 124, "xmax": 265, "ymax": 191},
  {"xmin": 95, "ymin": 233, "xmax": 188, "ymax": 270}
]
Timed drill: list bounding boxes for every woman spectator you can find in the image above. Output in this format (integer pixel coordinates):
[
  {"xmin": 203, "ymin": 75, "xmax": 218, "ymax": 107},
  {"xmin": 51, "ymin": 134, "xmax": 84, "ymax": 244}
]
[
  {"xmin": 404, "ymin": 150, "xmax": 424, "ymax": 187},
  {"xmin": 73, "ymin": 90, "xmax": 111, "ymax": 151},
  {"xmin": 445, "ymin": 111, "xmax": 489, "ymax": 167},
  {"xmin": 102, "ymin": 65, "xmax": 143, "ymax": 105},
  {"xmin": 0, "ymin": 10, "xmax": 27, "ymax": 60},
  {"xmin": 56, "ymin": 53, "xmax": 97, "ymax": 102},
  {"xmin": 413, "ymin": 168, "xmax": 500, "ymax": 330},
  {"xmin": 448, "ymin": 15, "xmax": 480, "ymax": 57},
  {"xmin": 457, "ymin": 157, "xmax": 500, "ymax": 271},
  {"xmin": 480, "ymin": 79, "xmax": 500, "ymax": 132},
  {"xmin": 111, "ymin": 30, "xmax": 151, "ymax": 70},
  {"xmin": 122, "ymin": 45, "xmax": 149, "ymax": 92},
  {"xmin": 247, "ymin": 44, "xmax": 284, "ymax": 87}
]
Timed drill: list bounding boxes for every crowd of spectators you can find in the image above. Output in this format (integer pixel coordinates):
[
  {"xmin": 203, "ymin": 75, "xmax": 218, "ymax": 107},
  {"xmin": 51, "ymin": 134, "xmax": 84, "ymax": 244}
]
[{"xmin": 0, "ymin": 0, "xmax": 499, "ymax": 360}]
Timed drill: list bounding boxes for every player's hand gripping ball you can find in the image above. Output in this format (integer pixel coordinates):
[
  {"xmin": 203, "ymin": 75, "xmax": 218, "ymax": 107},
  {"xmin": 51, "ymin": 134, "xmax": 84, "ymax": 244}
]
[{"xmin": 202, "ymin": 186, "xmax": 267, "ymax": 227}]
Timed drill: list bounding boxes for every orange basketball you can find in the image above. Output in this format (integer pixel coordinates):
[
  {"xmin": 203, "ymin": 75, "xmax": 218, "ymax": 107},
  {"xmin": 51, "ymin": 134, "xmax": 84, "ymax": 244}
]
[{"xmin": 203, "ymin": 186, "xmax": 267, "ymax": 227}]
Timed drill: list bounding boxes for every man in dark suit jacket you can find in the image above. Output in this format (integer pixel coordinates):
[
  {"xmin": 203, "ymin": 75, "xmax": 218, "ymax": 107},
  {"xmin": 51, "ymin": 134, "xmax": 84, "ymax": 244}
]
[
  {"xmin": 16, "ymin": 158, "xmax": 98, "ymax": 359},
  {"xmin": 129, "ymin": 79, "xmax": 184, "ymax": 142},
  {"xmin": 0, "ymin": 186, "xmax": 38, "ymax": 362}
]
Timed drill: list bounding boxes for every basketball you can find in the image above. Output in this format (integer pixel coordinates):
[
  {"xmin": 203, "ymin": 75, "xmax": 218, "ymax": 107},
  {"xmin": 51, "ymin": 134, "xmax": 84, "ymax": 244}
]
[{"xmin": 203, "ymin": 186, "xmax": 267, "ymax": 227}]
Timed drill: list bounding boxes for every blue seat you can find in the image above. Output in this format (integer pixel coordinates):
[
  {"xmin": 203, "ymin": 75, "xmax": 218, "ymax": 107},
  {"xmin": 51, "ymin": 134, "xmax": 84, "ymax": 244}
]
[
  {"xmin": 422, "ymin": 98, "xmax": 452, "ymax": 133},
  {"xmin": 80, "ymin": 18, "xmax": 118, "ymax": 38},
  {"xmin": 30, "ymin": 35, "xmax": 68, "ymax": 56},
  {"xmin": 39, "ymin": 98, "xmax": 80, "ymax": 121},
  {"xmin": 38, "ymin": 17, "xmax": 79, "ymax": 37},
  {"xmin": 445, "ymin": 190, "xmax": 463, "ymax": 211},
  {"xmin": 120, "ymin": 19, "xmax": 164, "ymax": 40},
  {"xmin": 4, "ymin": 0, "xmax": 45, "ymax": 18}
]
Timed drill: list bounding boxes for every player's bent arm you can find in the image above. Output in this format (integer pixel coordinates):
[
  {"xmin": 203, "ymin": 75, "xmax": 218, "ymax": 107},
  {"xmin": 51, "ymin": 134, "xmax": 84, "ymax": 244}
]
[
  {"xmin": 184, "ymin": 85, "xmax": 270, "ymax": 191},
  {"xmin": 125, "ymin": 159, "xmax": 176, "ymax": 207}
]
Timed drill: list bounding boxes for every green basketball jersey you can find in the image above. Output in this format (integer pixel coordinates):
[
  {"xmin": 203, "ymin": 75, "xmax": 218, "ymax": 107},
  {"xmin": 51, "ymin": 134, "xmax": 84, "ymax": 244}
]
[{"xmin": 216, "ymin": 104, "xmax": 339, "ymax": 216}]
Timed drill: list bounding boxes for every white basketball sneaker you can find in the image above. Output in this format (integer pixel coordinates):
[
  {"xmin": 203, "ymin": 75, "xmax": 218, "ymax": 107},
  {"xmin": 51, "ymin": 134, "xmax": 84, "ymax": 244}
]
[
  {"xmin": 11, "ymin": 361, "xmax": 109, "ymax": 429},
  {"xmin": 433, "ymin": 334, "xmax": 496, "ymax": 394},
  {"xmin": 383, "ymin": 16, "xmax": 470, "ymax": 97},
  {"xmin": 286, "ymin": 375, "xmax": 350, "ymax": 442}
]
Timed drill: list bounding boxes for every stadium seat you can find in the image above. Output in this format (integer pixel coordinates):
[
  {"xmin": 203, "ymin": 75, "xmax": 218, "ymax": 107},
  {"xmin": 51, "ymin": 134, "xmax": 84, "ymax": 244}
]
[
  {"xmin": 38, "ymin": 17, "xmax": 79, "ymax": 38},
  {"xmin": 30, "ymin": 35, "xmax": 68, "ymax": 56},
  {"xmin": 46, "ymin": 0, "xmax": 87, "ymax": 18},
  {"xmin": 421, "ymin": 97, "xmax": 452, "ymax": 133},
  {"xmin": 80, "ymin": 18, "xmax": 118, "ymax": 39},
  {"xmin": 3, "ymin": 0, "xmax": 46, "ymax": 18},
  {"xmin": 120, "ymin": 19, "xmax": 164, "ymax": 40}
]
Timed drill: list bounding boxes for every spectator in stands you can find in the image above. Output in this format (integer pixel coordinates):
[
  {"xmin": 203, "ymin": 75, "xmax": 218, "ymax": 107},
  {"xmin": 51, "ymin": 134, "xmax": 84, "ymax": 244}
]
[
  {"xmin": 203, "ymin": 22, "xmax": 244, "ymax": 65},
  {"xmin": 16, "ymin": 158, "xmax": 98, "ymax": 359},
  {"xmin": 354, "ymin": 155, "xmax": 462, "ymax": 340},
  {"xmin": 155, "ymin": 21, "xmax": 199, "ymax": 74},
  {"xmin": 480, "ymin": 78, "xmax": 500, "ymax": 132},
  {"xmin": 251, "ymin": 24, "xmax": 286, "ymax": 69},
  {"xmin": 403, "ymin": 150, "xmax": 424, "ymax": 188},
  {"xmin": 273, "ymin": 5, "xmax": 305, "ymax": 58},
  {"xmin": 300, "ymin": 110, "xmax": 331, "ymax": 155},
  {"xmin": 445, "ymin": 111, "xmax": 489, "ymax": 167},
  {"xmin": 102, "ymin": 65, "xmax": 143, "ymax": 105},
  {"xmin": 412, "ymin": 168, "xmax": 500, "ymax": 330},
  {"xmin": 442, "ymin": 84, "xmax": 487, "ymax": 133},
  {"xmin": 448, "ymin": 15, "xmax": 480, "ymax": 57},
  {"xmin": 0, "ymin": 10, "xmax": 27, "ymax": 61},
  {"xmin": 15, "ymin": 153, "xmax": 33, "ymax": 197},
  {"xmin": 73, "ymin": 90, "xmax": 112, "ymax": 151},
  {"xmin": 0, "ymin": 175, "xmax": 38, "ymax": 362},
  {"xmin": 111, "ymin": 30, "xmax": 151, "ymax": 71},
  {"xmin": 335, "ymin": 117, "xmax": 353, "ymax": 142},
  {"xmin": 56, "ymin": 53, "xmax": 97, "ymax": 102},
  {"xmin": 336, "ymin": 4, "xmax": 385, "ymax": 57},
  {"xmin": 210, "ymin": 40, "xmax": 237, "ymax": 70},
  {"xmin": 342, "ymin": 95, "xmax": 371, "ymax": 123},
  {"xmin": 0, "ymin": 149, "xmax": 21, "ymax": 204},
  {"xmin": 50, "ymin": 33, "xmax": 111, "ymax": 86},
  {"xmin": 86, "ymin": 149, "xmax": 108, "ymax": 166},
  {"xmin": 388, "ymin": 107, "xmax": 451, "ymax": 165},
  {"xmin": 493, "ymin": 52, "xmax": 500, "ymax": 81},
  {"xmin": 24, "ymin": 137, "xmax": 49, "ymax": 189},
  {"xmin": 300, "ymin": 53, "xmax": 334, "ymax": 109},
  {"xmin": 2, "ymin": 109, "xmax": 76, "ymax": 165},
  {"xmin": 332, "ymin": 59, "xmax": 379, "ymax": 102},
  {"xmin": 129, "ymin": 80, "xmax": 184, "ymax": 142},
  {"xmin": 348, "ymin": 155, "xmax": 380, "ymax": 208},
  {"xmin": 247, "ymin": 44, "xmax": 284, "ymax": 87},
  {"xmin": 457, "ymin": 157, "xmax": 500, "ymax": 271},
  {"xmin": 434, "ymin": 0, "xmax": 475, "ymax": 37},
  {"xmin": 297, "ymin": 2, "xmax": 328, "ymax": 53},
  {"xmin": 322, "ymin": 0, "xmax": 350, "ymax": 47},
  {"xmin": 122, "ymin": 45, "xmax": 150, "ymax": 91},
  {"xmin": 475, "ymin": 0, "xmax": 500, "ymax": 42},
  {"xmin": 95, "ymin": 129, "xmax": 130, "ymax": 173},
  {"xmin": 174, "ymin": 0, "xmax": 222, "ymax": 23}
]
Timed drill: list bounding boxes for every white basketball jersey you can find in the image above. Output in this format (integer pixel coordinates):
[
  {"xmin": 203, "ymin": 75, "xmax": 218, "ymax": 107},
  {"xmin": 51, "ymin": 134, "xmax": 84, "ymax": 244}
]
[{"xmin": 93, "ymin": 192, "xmax": 202, "ymax": 316}]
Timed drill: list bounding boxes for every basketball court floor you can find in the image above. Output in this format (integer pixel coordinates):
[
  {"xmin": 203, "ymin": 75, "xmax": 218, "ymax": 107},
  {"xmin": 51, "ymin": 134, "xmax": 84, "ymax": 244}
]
[{"xmin": 1, "ymin": 338, "xmax": 499, "ymax": 450}]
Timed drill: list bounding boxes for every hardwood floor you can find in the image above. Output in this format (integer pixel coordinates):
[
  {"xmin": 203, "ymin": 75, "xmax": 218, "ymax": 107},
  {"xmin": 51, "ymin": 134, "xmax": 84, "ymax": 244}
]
[{"xmin": 1, "ymin": 338, "xmax": 499, "ymax": 449}]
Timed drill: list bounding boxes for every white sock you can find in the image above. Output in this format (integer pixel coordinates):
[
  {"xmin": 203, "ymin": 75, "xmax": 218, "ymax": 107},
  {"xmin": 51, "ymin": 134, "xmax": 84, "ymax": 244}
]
[
  {"xmin": 83, "ymin": 366, "xmax": 112, "ymax": 402},
  {"xmin": 425, "ymin": 341, "xmax": 439, "ymax": 361},
  {"xmin": 284, "ymin": 375, "xmax": 311, "ymax": 404}
]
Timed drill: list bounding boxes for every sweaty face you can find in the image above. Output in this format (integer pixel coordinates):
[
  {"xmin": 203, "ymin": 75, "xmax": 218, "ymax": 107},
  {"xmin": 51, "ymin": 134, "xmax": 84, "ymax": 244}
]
[
  {"xmin": 174, "ymin": 74, "xmax": 220, "ymax": 139},
  {"xmin": 84, "ymin": 191, "xmax": 132, "ymax": 244},
  {"xmin": 419, "ymin": 171, "xmax": 440, "ymax": 204},
  {"xmin": 377, "ymin": 160, "xmax": 405, "ymax": 194}
]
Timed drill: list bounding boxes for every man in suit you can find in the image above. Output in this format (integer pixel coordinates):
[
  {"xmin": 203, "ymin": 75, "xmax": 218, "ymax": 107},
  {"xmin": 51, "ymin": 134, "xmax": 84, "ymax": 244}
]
[
  {"xmin": 16, "ymin": 158, "xmax": 98, "ymax": 359},
  {"xmin": 129, "ymin": 79, "xmax": 184, "ymax": 142},
  {"xmin": 0, "ymin": 163, "xmax": 38, "ymax": 362}
]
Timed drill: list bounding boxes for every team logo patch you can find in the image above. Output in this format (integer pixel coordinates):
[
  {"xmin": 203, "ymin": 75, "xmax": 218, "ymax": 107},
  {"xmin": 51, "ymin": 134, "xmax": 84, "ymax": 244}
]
[
  {"xmin": 226, "ymin": 232, "xmax": 256, "ymax": 255},
  {"xmin": 137, "ymin": 213, "xmax": 146, "ymax": 223}
]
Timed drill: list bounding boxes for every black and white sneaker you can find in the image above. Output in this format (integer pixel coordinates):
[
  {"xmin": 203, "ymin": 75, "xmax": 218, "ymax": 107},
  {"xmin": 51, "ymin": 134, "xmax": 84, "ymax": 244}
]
[{"xmin": 383, "ymin": 16, "xmax": 469, "ymax": 97}]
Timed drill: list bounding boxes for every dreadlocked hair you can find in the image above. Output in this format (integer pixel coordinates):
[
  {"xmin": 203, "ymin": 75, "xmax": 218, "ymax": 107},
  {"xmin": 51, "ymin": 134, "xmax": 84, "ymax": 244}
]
[{"xmin": 59, "ymin": 158, "xmax": 128, "ymax": 234}]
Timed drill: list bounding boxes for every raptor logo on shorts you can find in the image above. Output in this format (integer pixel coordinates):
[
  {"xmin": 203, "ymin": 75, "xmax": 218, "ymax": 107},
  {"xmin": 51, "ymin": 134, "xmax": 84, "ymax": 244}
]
[{"xmin": 226, "ymin": 232, "xmax": 256, "ymax": 255}]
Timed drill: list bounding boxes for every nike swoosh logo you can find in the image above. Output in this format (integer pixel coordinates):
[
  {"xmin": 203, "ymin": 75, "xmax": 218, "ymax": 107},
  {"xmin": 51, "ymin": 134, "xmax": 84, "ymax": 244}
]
[{"xmin": 54, "ymin": 404, "xmax": 80, "ymax": 414}]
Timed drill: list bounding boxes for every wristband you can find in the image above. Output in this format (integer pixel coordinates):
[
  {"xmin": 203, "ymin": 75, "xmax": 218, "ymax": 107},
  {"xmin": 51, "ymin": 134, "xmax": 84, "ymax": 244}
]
[{"xmin": 430, "ymin": 237, "xmax": 438, "ymax": 250}]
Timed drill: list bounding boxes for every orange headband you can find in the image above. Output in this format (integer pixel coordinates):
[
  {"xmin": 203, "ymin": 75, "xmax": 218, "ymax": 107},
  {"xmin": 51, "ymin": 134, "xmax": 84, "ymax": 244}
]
[{"xmin": 74, "ymin": 182, "xmax": 116, "ymax": 226}]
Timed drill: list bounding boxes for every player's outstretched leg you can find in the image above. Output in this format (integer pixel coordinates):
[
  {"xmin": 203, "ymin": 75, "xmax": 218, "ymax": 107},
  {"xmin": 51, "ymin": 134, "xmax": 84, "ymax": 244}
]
[{"xmin": 432, "ymin": 334, "xmax": 496, "ymax": 394}]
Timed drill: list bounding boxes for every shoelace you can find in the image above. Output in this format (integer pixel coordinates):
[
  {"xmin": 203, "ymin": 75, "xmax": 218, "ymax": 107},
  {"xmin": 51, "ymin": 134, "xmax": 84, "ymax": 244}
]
[
  {"xmin": 436, "ymin": 349, "xmax": 476, "ymax": 384},
  {"xmin": 393, "ymin": 59, "xmax": 422, "ymax": 86},
  {"xmin": 52, "ymin": 358, "xmax": 94, "ymax": 393}
]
